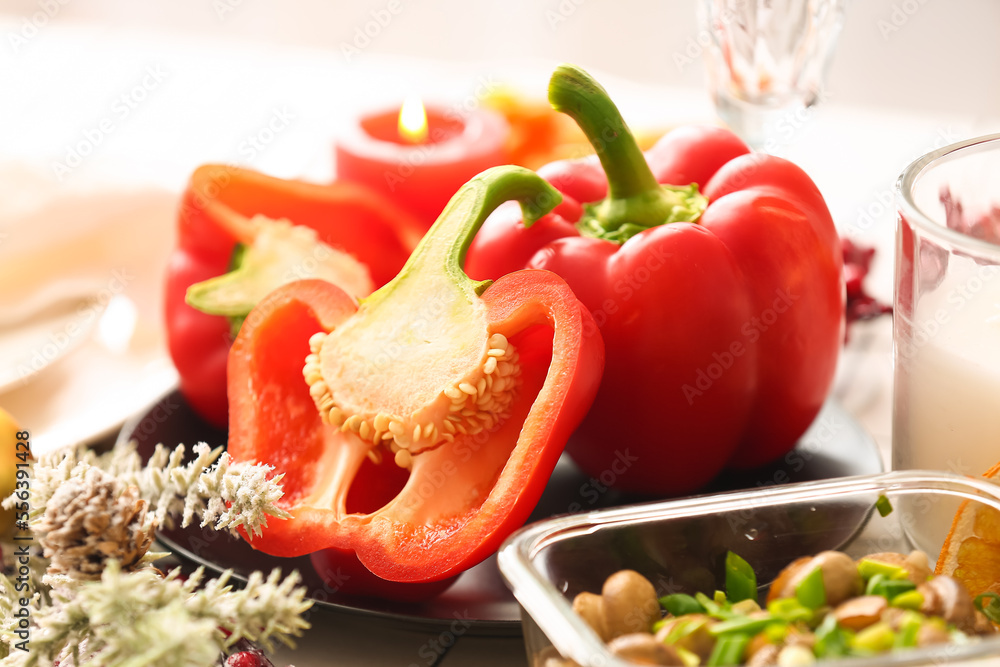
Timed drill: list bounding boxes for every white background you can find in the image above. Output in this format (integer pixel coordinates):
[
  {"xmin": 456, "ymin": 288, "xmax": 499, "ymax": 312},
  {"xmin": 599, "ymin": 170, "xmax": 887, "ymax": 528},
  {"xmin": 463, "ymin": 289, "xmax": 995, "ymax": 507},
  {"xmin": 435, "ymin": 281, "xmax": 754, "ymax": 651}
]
[{"xmin": 3, "ymin": 0, "xmax": 999, "ymax": 117}]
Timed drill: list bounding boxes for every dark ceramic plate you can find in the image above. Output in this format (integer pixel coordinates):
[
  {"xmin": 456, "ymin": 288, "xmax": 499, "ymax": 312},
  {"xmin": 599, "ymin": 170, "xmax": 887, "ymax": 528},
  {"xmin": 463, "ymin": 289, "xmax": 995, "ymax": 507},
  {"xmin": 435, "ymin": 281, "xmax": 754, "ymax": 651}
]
[{"xmin": 116, "ymin": 392, "xmax": 882, "ymax": 637}]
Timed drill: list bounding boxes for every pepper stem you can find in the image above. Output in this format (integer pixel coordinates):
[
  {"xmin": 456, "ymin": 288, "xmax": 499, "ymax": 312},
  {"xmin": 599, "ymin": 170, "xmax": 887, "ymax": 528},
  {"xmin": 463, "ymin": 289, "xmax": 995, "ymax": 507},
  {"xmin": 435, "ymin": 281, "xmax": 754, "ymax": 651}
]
[
  {"xmin": 386, "ymin": 165, "xmax": 562, "ymax": 296},
  {"xmin": 549, "ymin": 64, "xmax": 659, "ymax": 200},
  {"xmin": 548, "ymin": 65, "xmax": 706, "ymax": 242}
]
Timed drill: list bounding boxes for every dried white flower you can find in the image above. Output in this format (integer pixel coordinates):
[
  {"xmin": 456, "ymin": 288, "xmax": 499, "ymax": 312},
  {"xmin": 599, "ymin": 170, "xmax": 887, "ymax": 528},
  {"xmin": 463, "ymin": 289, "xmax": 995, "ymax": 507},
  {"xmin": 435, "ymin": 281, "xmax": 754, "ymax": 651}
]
[
  {"xmin": 0, "ymin": 439, "xmax": 309, "ymax": 665},
  {"xmin": 37, "ymin": 467, "xmax": 155, "ymax": 579},
  {"xmin": 17, "ymin": 441, "xmax": 290, "ymax": 538},
  {"xmin": 5, "ymin": 560, "xmax": 310, "ymax": 667}
]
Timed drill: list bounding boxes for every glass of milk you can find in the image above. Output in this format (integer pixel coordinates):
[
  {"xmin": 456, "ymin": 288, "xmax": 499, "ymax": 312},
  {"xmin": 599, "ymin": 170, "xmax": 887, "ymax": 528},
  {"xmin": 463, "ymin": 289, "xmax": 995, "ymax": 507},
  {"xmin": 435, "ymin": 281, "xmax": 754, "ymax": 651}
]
[{"xmin": 893, "ymin": 133, "xmax": 1000, "ymax": 555}]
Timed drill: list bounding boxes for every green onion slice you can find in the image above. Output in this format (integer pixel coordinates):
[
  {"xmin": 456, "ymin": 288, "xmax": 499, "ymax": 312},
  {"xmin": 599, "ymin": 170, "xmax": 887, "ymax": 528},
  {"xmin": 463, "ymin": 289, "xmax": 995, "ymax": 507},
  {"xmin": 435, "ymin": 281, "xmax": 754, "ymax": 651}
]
[
  {"xmin": 706, "ymin": 633, "xmax": 751, "ymax": 666},
  {"xmin": 975, "ymin": 592, "xmax": 1000, "ymax": 624},
  {"xmin": 876, "ymin": 494, "xmax": 894, "ymax": 517},
  {"xmin": 795, "ymin": 566, "xmax": 827, "ymax": 610},
  {"xmin": 660, "ymin": 593, "xmax": 705, "ymax": 617},
  {"xmin": 725, "ymin": 551, "xmax": 758, "ymax": 603}
]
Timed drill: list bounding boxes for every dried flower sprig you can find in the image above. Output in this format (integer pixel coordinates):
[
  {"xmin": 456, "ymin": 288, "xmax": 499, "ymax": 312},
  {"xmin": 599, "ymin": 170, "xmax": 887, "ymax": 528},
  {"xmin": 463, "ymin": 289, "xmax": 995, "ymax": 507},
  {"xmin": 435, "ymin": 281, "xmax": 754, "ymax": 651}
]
[
  {"xmin": 0, "ymin": 439, "xmax": 310, "ymax": 666},
  {"xmin": 20, "ymin": 441, "xmax": 290, "ymax": 539},
  {"xmin": 37, "ymin": 466, "xmax": 157, "ymax": 579},
  {"xmin": 4, "ymin": 560, "xmax": 311, "ymax": 667}
]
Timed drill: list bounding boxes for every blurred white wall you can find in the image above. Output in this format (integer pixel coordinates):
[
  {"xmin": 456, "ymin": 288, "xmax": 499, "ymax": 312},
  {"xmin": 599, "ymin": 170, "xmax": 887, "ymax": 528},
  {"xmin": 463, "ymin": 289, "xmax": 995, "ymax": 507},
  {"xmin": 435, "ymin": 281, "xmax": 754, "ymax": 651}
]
[{"xmin": 1, "ymin": 0, "xmax": 998, "ymax": 119}]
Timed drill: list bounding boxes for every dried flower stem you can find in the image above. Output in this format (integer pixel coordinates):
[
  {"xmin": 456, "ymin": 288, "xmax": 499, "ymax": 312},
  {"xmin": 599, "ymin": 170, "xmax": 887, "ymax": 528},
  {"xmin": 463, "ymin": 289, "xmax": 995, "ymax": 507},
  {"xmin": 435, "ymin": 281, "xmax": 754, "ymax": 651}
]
[
  {"xmin": 4, "ymin": 561, "xmax": 310, "ymax": 667},
  {"xmin": 20, "ymin": 442, "xmax": 290, "ymax": 539}
]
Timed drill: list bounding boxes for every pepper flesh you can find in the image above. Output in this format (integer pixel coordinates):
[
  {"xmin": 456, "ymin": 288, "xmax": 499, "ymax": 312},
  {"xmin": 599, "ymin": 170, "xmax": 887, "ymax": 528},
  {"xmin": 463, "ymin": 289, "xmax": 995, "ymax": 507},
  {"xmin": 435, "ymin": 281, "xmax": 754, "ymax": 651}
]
[
  {"xmin": 164, "ymin": 165, "xmax": 426, "ymax": 427},
  {"xmin": 465, "ymin": 65, "xmax": 844, "ymax": 495},
  {"xmin": 227, "ymin": 166, "xmax": 604, "ymax": 584}
]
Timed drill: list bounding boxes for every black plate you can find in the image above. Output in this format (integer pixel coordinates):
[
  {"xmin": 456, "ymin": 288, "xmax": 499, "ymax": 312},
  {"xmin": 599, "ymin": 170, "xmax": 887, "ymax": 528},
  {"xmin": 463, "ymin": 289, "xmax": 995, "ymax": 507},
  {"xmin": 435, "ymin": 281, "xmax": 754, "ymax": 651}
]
[{"xmin": 117, "ymin": 391, "xmax": 882, "ymax": 637}]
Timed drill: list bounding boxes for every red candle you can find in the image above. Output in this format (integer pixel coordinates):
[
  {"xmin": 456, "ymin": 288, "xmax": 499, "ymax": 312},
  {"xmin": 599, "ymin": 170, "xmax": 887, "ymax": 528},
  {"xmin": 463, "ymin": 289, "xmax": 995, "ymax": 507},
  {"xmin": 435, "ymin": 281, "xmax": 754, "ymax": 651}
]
[{"xmin": 335, "ymin": 98, "xmax": 510, "ymax": 228}]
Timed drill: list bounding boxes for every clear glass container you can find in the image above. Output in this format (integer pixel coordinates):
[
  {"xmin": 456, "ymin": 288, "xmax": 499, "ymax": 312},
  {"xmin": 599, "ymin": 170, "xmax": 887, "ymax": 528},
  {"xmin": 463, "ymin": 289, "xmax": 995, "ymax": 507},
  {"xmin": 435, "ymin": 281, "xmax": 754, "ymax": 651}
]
[
  {"xmin": 893, "ymin": 134, "xmax": 1000, "ymax": 554},
  {"xmin": 698, "ymin": 0, "xmax": 846, "ymax": 150},
  {"xmin": 498, "ymin": 471, "xmax": 1000, "ymax": 666}
]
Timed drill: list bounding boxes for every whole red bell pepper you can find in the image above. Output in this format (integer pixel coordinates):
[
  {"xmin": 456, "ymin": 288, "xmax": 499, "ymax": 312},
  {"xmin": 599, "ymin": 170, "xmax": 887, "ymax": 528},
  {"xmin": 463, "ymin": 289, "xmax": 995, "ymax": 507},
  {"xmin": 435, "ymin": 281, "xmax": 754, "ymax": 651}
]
[
  {"xmin": 227, "ymin": 166, "xmax": 603, "ymax": 586},
  {"xmin": 465, "ymin": 65, "xmax": 844, "ymax": 496},
  {"xmin": 165, "ymin": 165, "xmax": 426, "ymax": 427}
]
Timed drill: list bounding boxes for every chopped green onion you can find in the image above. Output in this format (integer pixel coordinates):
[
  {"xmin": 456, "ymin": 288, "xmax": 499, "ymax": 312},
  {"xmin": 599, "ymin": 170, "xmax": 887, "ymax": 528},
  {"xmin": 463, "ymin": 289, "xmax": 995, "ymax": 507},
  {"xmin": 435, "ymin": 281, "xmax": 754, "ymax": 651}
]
[
  {"xmin": 696, "ymin": 592, "xmax": 729, "ymax": 618},
  {"xmin": 893, "ymin": 611, "xmax": 923, "ymax": 649},
  {"xmin": 890, "ymin": 590, "xmax": 924, "ymax": 610},
  {"xmin": 858, "ymin": 559, "xmax": 909, "ymax": 581},
  {"xmin": 662, "ymin": 615, "xmax": 710, "ymax": 644},
  {"xmin": 795, "ymin": 566, "xmax": 827, "ymax": 610},
  {"xmin": 870, "ymin": 578, "xmax": 916, "ymax": 600},
  {"xmin": 660, "ymin": 593, "xmax": 705, "ymax": 617},
  {"xmin": 975, "ymin": 592, "xmax": 1000, "ymax": 624},
  {"xmin": 725, "ymin": 551, "xmax": 758, "ymax": 603},
  {"xmin": 875, "ymin": 494, "xmax": 893, "ymax": 517},
  {"xmin": 706, "ymin": 633, "xmax": 751, "ymax": 666},
  {"xmin": 708, "ymin": 614, "xmax": 776, "ymax": 636},
  {"xmin": 864, "ymin": 573, "xmax": 886, "ymax": 595},
  {"xmin": 814, "ymin": 613, "xmax": 851, "ymax": 658},
  {"xmin": 852, "ymin": 621, "xmax": 895, "ymax": 653},
  {"xmin": 764, "ymin": 622, "xmax": 789, "ymax": 643},
  {"xmin": 768, "ymin": 597, "xmax": 814, "ymax": 623},
  {"xmin": 675, "ymin": 647, "xmax": 701, "ymax": 667}
]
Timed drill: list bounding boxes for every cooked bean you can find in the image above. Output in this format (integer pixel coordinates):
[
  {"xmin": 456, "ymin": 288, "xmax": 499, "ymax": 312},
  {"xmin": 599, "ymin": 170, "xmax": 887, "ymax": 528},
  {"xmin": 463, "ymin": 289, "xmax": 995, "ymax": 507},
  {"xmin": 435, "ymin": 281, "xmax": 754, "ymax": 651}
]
[
  {"xmin": 833, "ymin": 595, "xmax": 888, "ymax": 631},
  {"xmin": 602, "ymin": 570, "xmax": 660, "ymax": 639},
  {"xmin": 919, "ymin": 575, "xmax": 977, "ymax": 633},
  {"xmin": 571, "ymin": 591, "xmax": 609, "ymax": 642},
  {"xmin": 607, "ymin": 633, "xmax": 684, "ymax": 666},
  {"xmin": 775, "ymin": 551, "xmax": 862, "ymax": 606}
]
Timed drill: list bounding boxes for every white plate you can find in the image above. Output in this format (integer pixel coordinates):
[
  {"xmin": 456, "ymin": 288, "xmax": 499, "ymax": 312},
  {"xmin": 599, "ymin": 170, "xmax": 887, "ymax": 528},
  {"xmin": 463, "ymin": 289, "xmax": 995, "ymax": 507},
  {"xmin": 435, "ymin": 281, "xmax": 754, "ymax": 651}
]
[{"xmin": 0, "ymin": 181, "xmax": 179, "ymax": 456}]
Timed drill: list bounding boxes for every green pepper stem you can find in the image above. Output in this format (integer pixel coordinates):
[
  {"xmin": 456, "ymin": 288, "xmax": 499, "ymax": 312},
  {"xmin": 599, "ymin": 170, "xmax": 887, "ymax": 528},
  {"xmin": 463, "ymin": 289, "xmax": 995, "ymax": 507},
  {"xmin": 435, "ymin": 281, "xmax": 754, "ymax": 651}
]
[
  {"xmin": 389, "ymin": 165, "xmax": 562, "ymax": 295},
  {"xmin": 549, "ymin": 64, "xmax": 659, "ymax": 200},
  {"xmin": 548, "ymin": 65, "xmax": 707, "ymax": 242}
]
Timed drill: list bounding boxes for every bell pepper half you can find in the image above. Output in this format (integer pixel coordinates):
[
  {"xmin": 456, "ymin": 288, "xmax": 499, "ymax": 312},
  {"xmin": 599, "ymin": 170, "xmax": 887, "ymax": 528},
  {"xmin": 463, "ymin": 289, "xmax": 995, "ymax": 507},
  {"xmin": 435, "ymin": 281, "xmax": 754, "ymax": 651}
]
[
  {"xmin": 465, "ymin": 65, "xmax": 844, "ymax": 496},
  {"xmin": 227, "ymin": 166, "xmax": 604, "ymax": 585},
  {"xmin": 164, "ymin": 165, "xmax": 426, "ymax": 427}
]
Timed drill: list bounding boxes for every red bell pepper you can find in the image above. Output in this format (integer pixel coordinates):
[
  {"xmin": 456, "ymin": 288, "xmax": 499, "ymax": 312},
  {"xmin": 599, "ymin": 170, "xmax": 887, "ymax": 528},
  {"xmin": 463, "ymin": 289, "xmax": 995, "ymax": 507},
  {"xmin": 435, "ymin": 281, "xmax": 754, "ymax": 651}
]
[
  {"xmin": 227, "ymin": 166, "xmax": 603, "ymax": 585},
  {"xmin": 465, "ymin": 65, "xmax": 844, "ymax": 496},
  {"xmin": 165, "ymin": 165, "xmax": 426, "ymax": 427}
]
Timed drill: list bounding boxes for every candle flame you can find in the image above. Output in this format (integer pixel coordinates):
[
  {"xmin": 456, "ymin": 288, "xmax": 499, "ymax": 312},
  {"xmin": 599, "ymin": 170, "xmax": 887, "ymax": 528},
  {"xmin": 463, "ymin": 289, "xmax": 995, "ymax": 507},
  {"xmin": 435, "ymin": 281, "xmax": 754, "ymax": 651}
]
[{"xmin": 398, "ymin": 96, "xmax": 428, "ymax": 144}]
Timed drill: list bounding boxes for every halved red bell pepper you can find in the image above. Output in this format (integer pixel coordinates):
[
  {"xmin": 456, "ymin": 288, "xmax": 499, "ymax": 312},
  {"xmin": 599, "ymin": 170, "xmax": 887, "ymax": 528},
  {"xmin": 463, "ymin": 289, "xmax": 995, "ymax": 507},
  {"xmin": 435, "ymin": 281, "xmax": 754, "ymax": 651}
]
[
  {"xmin": 164, "ymin": 165, "xmax": 426, "ymax": 427},
  {"xmin": 227, "ymin": 166, "xmax": 603, "ymax": 584},
  {"xmin": 465, "ymin": 65, "xmax": 844, "ymax": 496}
]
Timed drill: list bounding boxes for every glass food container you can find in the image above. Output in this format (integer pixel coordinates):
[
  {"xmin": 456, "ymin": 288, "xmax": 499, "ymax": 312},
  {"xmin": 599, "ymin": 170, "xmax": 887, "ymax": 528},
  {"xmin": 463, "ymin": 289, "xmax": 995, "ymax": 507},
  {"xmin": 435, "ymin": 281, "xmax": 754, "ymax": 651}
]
[{"xmin": 498, "ymin": 471, "xmax": 1000, "ymax": 667}]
